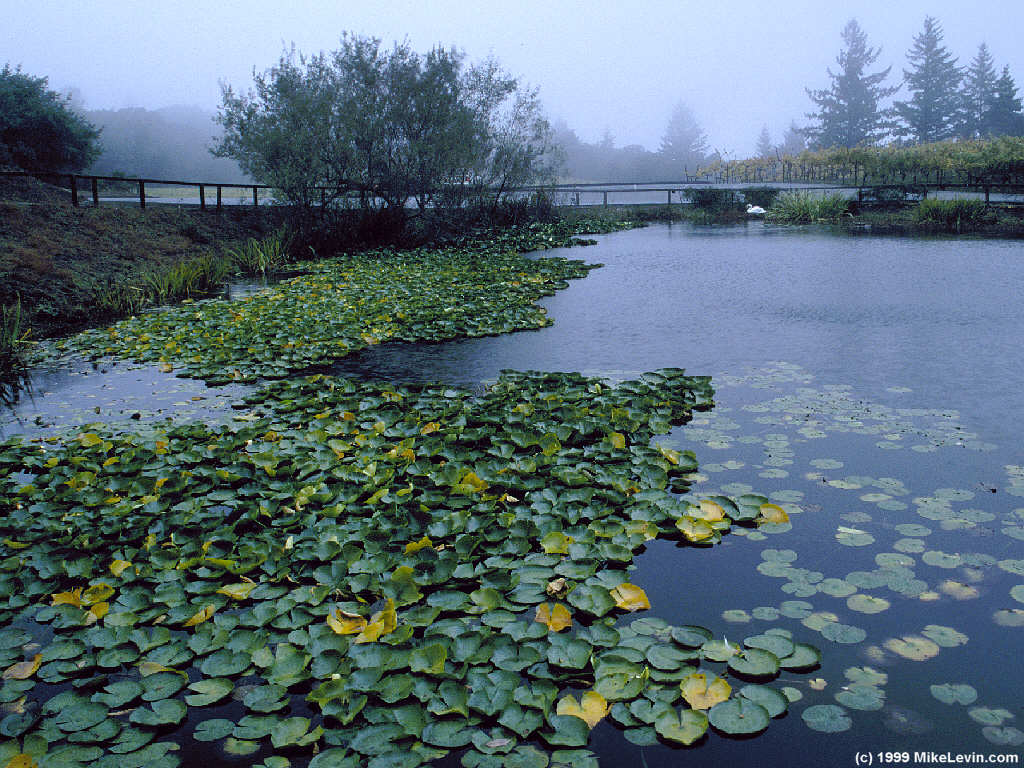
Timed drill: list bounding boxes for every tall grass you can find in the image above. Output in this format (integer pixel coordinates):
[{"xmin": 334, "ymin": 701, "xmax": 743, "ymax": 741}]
[
  {"xmin": 913, "ymin": 198, "xmax": 990, "ymax": 231},
  {"xmin": 228, "ymin": 228, "xmax": 293, "ymax": 276},
  {"xmin": 768, "ymin": 191, "xmax": 850, "ymax": 223},
  {"xmin": 1, "ymin": 298, "xmax": 31, "ymax": 375},
  {"xmin": 96, "ymin": 255, "xmax": 232, "ymax": 316}
]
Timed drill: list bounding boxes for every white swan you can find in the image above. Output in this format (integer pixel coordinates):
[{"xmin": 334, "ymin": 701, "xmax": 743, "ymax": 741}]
[{"xmin": 746, "ymin": 203, "xmax": 767, "ymax": 215}]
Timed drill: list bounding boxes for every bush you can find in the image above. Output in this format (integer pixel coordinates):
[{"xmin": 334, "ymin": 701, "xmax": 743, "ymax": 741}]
[
  {"xmin": 769, "ymin": 191, "xmax": 850, "ymax": 223},
  {"xmin": 228, "ymin": 228, "xmax": 293, "ymax": 276},
  {"xmin": 913, "ymin": 198, "xmax": 990, "ymax": 230},
  {"xmin": 742, "ymin": 187, "xmax": 781, "ymax": 209},
  {"xmin": 684, "ymin": 188, "xmax": 741, "ymax": 212},
  {"xmin": 0, "ymin": 65, "xmax": 100, "ymax": 171}
]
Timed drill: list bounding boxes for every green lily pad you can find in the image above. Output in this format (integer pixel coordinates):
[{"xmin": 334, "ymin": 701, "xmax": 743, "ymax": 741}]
[
  {"xmin": 802, "ymin": 704, "xmax": 852, "ymax": 733},
  {"xmin": 929, "ymin": 683, "xmax": 977, "ymax": 706},
  {"xmin": 708, "ymin": 698, "xmax": 770, "ymax": 735}
]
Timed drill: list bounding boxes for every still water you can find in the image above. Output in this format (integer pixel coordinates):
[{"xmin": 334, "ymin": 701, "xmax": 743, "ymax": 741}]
[
  {"xmin": 331, "ymin": 223, "xmax": 1024, "ymax": 766},
  {"xmin": 2, "ymin": 223, "xmax": 1022, "ymax": 766}
]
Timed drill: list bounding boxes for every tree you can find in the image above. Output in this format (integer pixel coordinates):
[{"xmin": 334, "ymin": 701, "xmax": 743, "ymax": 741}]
[
  {"xmin": 755, "ymin": 125, "xmax": 773, "ymax": 158},
  {"xmin": 214, "ymin": 34, "xmax": 557, "ymax": 217},
  {"xmin": 803, "ymin": 19, "xmax": 898, "ymax": 148},
  {"xmin": 986, "ymin": 66, "xmax": 1024, "ymax": 137},
  {"xmin": 0, "ymin": 64, "xmax": 100, "ymax": 171},
  {"xmin": 658, "ymin": 102, "xmax": 708, "ymax": 175},
  {"xmin": 778, "ymin": 121, "xmax": 807, "ymax": 157},
  {"xmin": 894, "ymin": 17, "xmax": 963, "ymax": 143},
  {"xmin": 961, "ymin": 43, "xmax": 997, "ymax": 138}
]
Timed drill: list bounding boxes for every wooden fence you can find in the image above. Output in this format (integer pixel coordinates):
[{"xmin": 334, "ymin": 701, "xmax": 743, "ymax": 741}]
[{"xmin": 4, "ymin": 169, "xmax": 1024, "ymax": 210}]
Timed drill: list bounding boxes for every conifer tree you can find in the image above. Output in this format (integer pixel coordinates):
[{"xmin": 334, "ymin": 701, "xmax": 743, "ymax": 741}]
[
  {"xmin": 986, "ymin": 66, "xmax": 1024, "ymax": 137},
  {"xmin": 894, "ymin": 17, "xmax": 962, "ymax": 143},
  {"xmin": 755, "ymin": 125, "xmax": 774, "ymax": 158},
  {"xmin": 804, "ymin": 20, "xmax": 897, "ymax": 148},
  {"xmin": 961, "ymin": 43, "xmax": 997, "ymax": 138}
]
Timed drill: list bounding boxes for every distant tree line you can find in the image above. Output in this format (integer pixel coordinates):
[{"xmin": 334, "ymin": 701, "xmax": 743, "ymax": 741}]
[
  {"xmin": 84, "ymin": 106, "xmax": 249, "ymax": 182},
  {"xmin": 800, "ymin": 17, "xmax": 1024, "ymax": 151},
  {"xmin": 551, "ymin": 102, "xmax": 716, "ymax": 182}
]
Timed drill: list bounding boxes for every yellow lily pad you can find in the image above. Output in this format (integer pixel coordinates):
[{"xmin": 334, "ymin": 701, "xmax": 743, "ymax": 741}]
[
  {"xmin": 535, "ymin": 602, "xmax": 573, "ymax": 632},
  {"xmin": 610, "ymin": 583, "xmax": 650, "ymax": 612},
  {"xmin": 556, "ymin": 690, "xmax": 609, "ymax": 728},
  {"xmin": 680, "ymin": 672, "xmax": 731, "ymax": 710}
]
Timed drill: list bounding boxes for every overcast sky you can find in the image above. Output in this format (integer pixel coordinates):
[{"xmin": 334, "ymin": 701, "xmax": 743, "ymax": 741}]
[{"xmin": 7, "ymin": 0, "xmax": 1024, "ymax": 156}]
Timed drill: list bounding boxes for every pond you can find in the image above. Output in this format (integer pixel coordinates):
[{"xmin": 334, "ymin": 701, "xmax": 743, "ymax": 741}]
[
  {"xmin": 336, "ymin": 223, "xmax": 1024, "ymax": 765},
  {"xmin": 1, "ymin": 222, "xmax": 1022, "ymax": 766}
]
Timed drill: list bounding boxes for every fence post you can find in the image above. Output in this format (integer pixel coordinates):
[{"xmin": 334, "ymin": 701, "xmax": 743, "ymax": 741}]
[
  {"xmin": 139, "ymin": 180, "xmax": 146, "ymax": 209},
  {"xmin": 667, "ymin": 189, "xmax": 671, "ymax": 207},
  {"xmin": 91, "ymin": 177, "xmax": 99, "ymax": 206},
  {"xmin": 70, "ymin": 175, "xmax": 78, "ymax": 207},
  {"xmin": 199, "ymin": 184, "xmax": 206, "ymax": 211},
  {"xmin": 253, "ymin": 186, "xmax": 258, "ymax": 206},
  {"xmin": 216, "ymin": 186, "xmax": 223, "ymax": 212},
  {"xmin": 603, "ymin": 190, "xmax": 608, "ymax": 207}
]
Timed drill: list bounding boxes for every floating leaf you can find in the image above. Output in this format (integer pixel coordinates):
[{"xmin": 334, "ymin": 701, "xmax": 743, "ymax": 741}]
[
  {"xmin": 709, "ymin": 698, "xmax": 770, "ymax": 735},
  {"xmin": 679, "ymin": 672, "xmax": 731, "ymax": 710},
  {"xmin": 802, "ymin": 704, "xmax": 852, "ymax": 733},
  {"xmin": 2, "ymin": 656, "xmax": 41, "ymax": 681},
  {"xmin": 555, "ymin": 691, "xmax": 608, "ymax": 728},
  {"xmin": 609, "ymin": 583, "xmax": 649, "ymax": 612},
  {"xmin": 653, "ymin": 707, "xmax": 708, "ymax": 744},
  {"xmin": 535, "ymin": 603, "xmax": 572, "ymax": 633},
  {"xmin": 929, "ymin": 683, "xmax": 977, "ymax": 706},
  {"xmin": 884, "ymin": 636, "xmax": 940, "ymax": 661},
  {"xmin": 183, "ymin": 604, "xmax": 217, "ymax": 627}
]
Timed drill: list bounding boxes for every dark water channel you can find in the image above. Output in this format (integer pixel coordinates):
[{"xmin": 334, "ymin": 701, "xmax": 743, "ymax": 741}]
[{"xmin": 2, "ymin": 223, "xmax": 1022, "ymax": 766}]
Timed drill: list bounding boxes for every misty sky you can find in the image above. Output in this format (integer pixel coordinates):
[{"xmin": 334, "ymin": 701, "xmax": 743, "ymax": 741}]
[{"xmin": 8, "ymin": 0, "xmax": 1024, "ymax": 156}]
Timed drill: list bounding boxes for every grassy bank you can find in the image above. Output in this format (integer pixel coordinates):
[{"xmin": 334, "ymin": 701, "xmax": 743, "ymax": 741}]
[{"xmin": 0, "ymin": 201, "xmax": 277, "ymax": 341}]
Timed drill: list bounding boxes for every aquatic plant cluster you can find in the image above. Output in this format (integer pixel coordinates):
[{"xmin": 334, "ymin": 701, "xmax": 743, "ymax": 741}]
[
  {"xmin": 0, "ymin": 366, "xmax": 818, "ymax": 767},
  {"xmin": 43, "ymin": 222, "xmax": 636, "ymax": 385}
]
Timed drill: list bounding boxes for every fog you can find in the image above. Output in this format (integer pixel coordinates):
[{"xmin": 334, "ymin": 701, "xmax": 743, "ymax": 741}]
[{"xmin": 7, "ymin": 0, "xmax": 1024, "ymax": 157}]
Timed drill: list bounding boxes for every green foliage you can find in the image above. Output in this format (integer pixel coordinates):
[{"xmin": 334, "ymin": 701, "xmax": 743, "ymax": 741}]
[
  {"xmin": 0, "ymin": 64, "xmax": 100, "ymax": 172},
  {"xmin": 228, "ymin": 228, "xmax": 293, "ymax": 276},
  {"xmin": 47, "ymin": 221, "xmax": 627, "ymax": 383},
  {"xmin": 742, "ymin": 187, "xmax": 781, "ymax": 209},
  {"xmin": 894, "ymin": 17, "xmax": 963, "ymax": 143},
  {"xmin": 803, "ymin": 19, "xmax": 898, "ymax": 149},
  {"xmin": 215, "ymin": 34, "xmax": 558, "ymax": 218},
  {"xmin": 0, "ymin": 298, "xmax": 30, "ymax": 375},
  {"xmin": 684, "ymin": 188, "xmax": 739, "ymax": 212},
  {"xmin": 768, "ymin": 192, "xmax": 850, "ymax": 223},
  {"xmin": 913, "ymin": 198, "xmax": 991, "ymax": 231},
  {"xmin": 0, "ymin": 360, "xmax": 824, "ymax": 763}
]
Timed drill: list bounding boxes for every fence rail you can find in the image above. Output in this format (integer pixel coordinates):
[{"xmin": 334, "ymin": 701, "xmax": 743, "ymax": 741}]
[{"xmin": 4, "ymin": 169, "xmax": 1024, "ymax": 210}]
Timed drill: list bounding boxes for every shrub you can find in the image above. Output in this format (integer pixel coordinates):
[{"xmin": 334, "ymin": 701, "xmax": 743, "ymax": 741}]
[
  {"xmin": 684, "ymin": 188, "xmax": 741, "ymax": 212},
  {"xmin": 769, "ymin": 191, "xmax": 850, "ymax": 223},
  {"xmin": 742, "ymin": 187, "xmax": 781, "ymax": 209},
  {"xmin": 228, "ymin": 228, "xmax": 293, "ymax": 276},
  {"xmin": 913, "ymin": 198, "xmax": 990, "ymax": 231}
]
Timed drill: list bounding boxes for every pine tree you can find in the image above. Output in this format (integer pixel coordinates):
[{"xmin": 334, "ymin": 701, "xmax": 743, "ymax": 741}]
[
  {"xmin": 658, "ymin": 102, "xmax": 708, "ymax": 174},
  {"xmin": 755, "ymin": 125, "xmax": 774, "ymax": 158},
  {"xmin": 778, "ymin": 121, "xmax": 807, "ymax": 157},
  {"xmin": 986, "ymin": 66, "xmax": 1024, "ymax": 137},
  {"xmin": 894, "ymin": 17, "xmax": 963, "ymax": 143},
  {"xmin": 803, "ymin": 19, "xmax": 898, "ymax": 148},
  {"xmin": 961, "ymin": 43, "xmax": 997, "ymax": 138}
]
